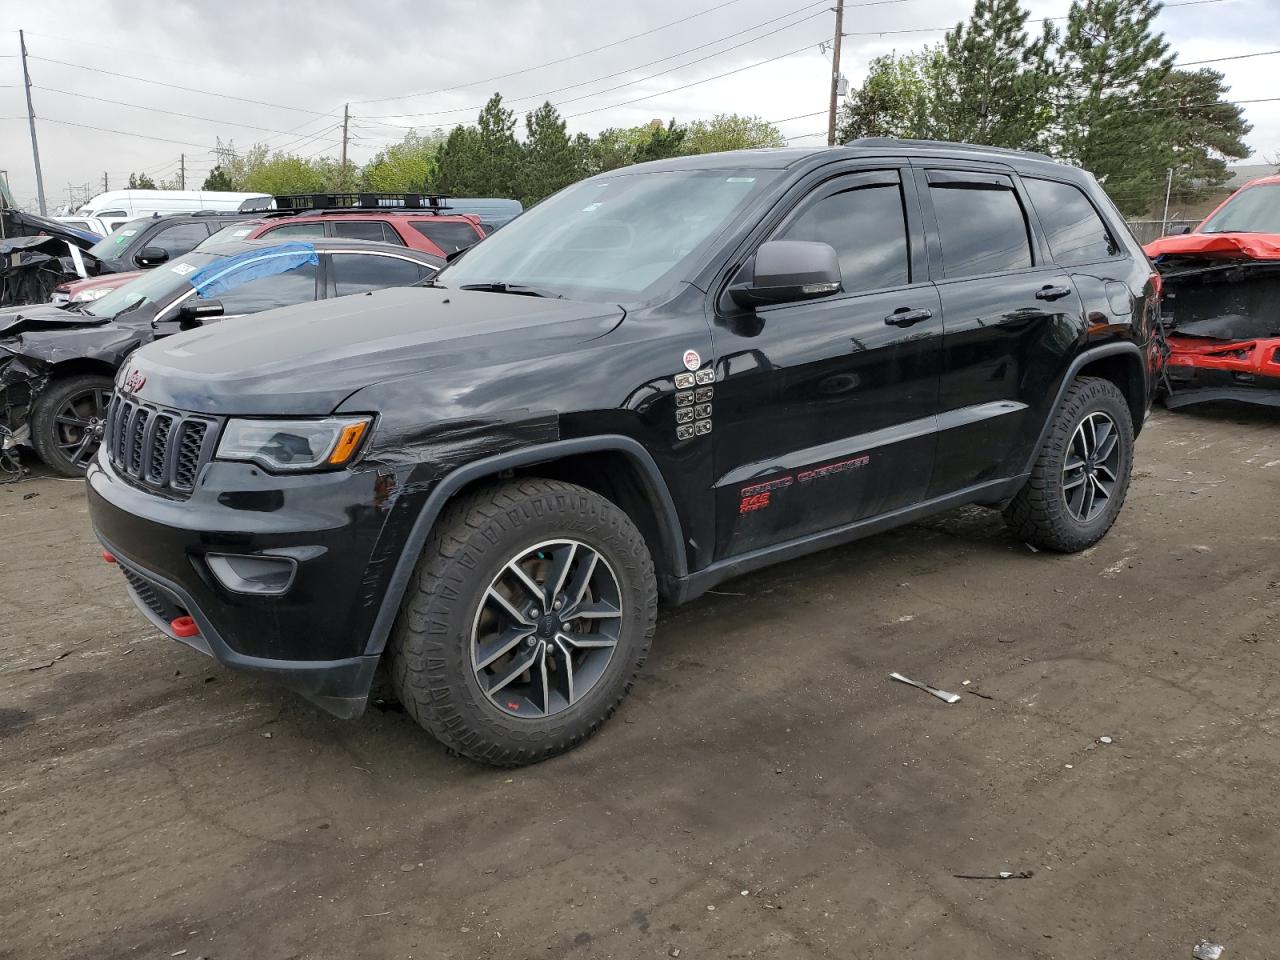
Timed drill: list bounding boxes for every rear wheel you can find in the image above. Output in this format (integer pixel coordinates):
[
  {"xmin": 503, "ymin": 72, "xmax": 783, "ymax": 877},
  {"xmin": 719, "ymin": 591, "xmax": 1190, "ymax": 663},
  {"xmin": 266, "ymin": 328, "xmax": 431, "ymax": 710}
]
[
  {"xmin": 1003, "ymin": 377, "xmax": 1134, "ymax": 552},
  {"xmin": 30, "ymin": 374, "xmax": 114, "ymax": 477},
  {"xmin": 389, "ymin": 478, "xmax": 657, "ymax": 766}
]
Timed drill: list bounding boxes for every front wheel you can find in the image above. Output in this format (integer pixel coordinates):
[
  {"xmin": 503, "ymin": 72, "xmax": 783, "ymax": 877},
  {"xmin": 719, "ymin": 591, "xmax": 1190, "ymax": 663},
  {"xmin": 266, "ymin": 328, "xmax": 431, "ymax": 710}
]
[
  {"xmin": 1003, "ymin": 376, "xmax": 1135, "ymax": 552},
  {"xmin": 30, "ymin": 374, "xmax": 115, "ymax": 477},
  {"xmin": 389, "ymin": 478, "xmax": 658, "ymax": 766}
]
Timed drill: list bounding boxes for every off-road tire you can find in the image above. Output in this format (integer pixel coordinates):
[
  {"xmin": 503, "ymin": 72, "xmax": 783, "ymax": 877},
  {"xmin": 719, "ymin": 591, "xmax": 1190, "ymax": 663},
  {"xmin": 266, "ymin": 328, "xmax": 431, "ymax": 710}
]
[
  {"xmin": 1003, "ymin": 377, "xmax": 1134, "ymax": 552},
  {"xmin": 31, "ymin": 374, "xmax": 115, "ymax": 477},
  {"xmin": 388, "ymin": 478, "xmax": 657, "ymax": 766}
]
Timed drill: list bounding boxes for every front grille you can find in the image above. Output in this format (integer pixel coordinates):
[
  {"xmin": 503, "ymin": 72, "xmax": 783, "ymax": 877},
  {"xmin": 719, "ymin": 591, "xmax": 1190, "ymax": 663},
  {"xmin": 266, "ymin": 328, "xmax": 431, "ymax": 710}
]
[
  {"xmin": 105, "ymin": 395, "xmax": 219, "ymax": 495},
  {"xmin": 120, "ymin": 566, "xmax": 186, "ymax": 624}
]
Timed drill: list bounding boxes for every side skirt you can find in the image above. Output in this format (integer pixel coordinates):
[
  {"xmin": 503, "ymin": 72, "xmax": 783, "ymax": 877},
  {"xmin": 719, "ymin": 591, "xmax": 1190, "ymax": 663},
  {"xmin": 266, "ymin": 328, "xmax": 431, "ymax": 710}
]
[{"xmin": 666, "ymin": 475, "xmax": 1027, "ymax": 605}]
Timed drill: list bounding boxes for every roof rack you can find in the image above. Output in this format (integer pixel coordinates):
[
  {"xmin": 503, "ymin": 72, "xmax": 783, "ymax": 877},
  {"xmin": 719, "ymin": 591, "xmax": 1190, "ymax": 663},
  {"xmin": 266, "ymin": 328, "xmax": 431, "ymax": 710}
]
[
  {"xmin": 845, "ymin": 137, "xmax": 1056, "ymax": 164},
  {"xmin": 237, "ymin": 192, "xmax": 452, "ymax": 214}
]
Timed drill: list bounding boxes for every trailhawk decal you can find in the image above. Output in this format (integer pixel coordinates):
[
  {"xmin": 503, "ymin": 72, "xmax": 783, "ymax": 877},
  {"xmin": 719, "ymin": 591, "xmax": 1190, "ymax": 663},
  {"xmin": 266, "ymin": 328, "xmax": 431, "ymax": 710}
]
[{"xmin": 736, "ymin": 454, "xmax": 872, "ymax": 514}]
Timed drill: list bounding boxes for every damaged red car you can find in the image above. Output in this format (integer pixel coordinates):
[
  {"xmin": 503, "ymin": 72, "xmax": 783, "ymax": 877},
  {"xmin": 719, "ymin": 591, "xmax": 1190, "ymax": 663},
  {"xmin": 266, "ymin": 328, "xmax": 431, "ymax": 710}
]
[{"xmin": 1145, "ymin": 175, "xmax": 1280, "ymax": 410}]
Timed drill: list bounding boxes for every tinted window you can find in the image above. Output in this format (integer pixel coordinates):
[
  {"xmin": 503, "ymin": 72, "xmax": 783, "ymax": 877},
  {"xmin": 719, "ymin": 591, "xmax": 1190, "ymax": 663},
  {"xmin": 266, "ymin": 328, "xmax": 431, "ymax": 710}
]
[
  {"xmin": 1025, "ymin": 178, "xmax": 1118, "ymax": 265},
  {"xmin": 330, "ymin": 254, "xmax": 430, "ymax": 296},
  {"xmin": 150, "ymin": 222, "xmax": 213, "ymax": 260},
  {"xmin": 204, "ymin": 262, "xmax": 318, "ymax": 314},
  {"xmin": 88, "ymin": 218, "xmax": 154, "ymax": 259},
  {"xmin": 929, "ymin": 180, "xmax": 1032, "ymax": 278},
  {"xmin": 778, "ymin": 183, "xmax": 910, "ymax": 292},
  {"xmin": 331, "ymin": 220, "xmax": 401, "ymax": 244},
  {"xmin": 261, "ymin": 222, "xmax": 328, "ymax": 240},
  {"xmin": 409, "ymin": 220, "xmax": 481, "ymax": 255}
]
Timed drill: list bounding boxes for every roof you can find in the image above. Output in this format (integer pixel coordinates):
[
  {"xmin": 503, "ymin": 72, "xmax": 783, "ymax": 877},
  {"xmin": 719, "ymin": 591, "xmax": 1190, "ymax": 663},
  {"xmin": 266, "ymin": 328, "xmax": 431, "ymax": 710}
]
[
  {"xmin": 215, "ymin": 236, "xmax": 444, "ymax": 263},
  {"xmin": 610, "ymin": 139, "xmax": 1077, "ymax": 177}
]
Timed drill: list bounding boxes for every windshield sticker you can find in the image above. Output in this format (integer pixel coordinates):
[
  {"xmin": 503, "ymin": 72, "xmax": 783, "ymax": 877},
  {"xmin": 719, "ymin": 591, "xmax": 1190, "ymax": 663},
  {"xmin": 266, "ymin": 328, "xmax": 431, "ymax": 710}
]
[
  {"xmin": 121, "ymin": 229, "xmax": 137, "ymax": 237},
  {"xmin": 682, "ymin": 349, "xmax": 701, "ymax": 371},
  {"xmin": 231, "ymin": 229, "xmax": 251, "ymax": 237},
  {"xmin": 725, "ymin": 177, "xmax": 756, "ymax": 183},
  {"xmin": 171, "ymin": 263, "xmax": 197, "ymax": 276},
  {"xmin": 581, "ymin": 202, "xmax": 603, "ymax": 212}
]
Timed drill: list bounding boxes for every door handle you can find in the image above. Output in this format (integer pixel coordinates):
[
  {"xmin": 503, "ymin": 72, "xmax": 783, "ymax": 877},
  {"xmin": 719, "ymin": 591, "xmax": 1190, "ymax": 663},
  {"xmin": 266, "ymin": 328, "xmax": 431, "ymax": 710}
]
[
  {"xmin": 1035, "ymin": 284, "xmax": 1072, "ymax": 302},
  {"xmin": 884, "ymin": 307, "xmax": 933, "ymax": 327}
]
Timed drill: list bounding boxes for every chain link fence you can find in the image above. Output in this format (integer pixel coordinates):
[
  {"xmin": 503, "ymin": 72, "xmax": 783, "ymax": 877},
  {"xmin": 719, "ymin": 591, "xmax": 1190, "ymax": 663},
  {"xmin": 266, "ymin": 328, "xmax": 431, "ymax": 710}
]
[{"xmin": 1125, "ymin": 219, "xmax": 1200, "ymax": 246}]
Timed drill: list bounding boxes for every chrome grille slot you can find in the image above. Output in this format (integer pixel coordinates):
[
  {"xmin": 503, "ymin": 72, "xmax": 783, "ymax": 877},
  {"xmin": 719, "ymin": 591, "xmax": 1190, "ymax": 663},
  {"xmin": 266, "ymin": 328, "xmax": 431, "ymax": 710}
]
[{"xmin": 105, "ymin": 396, "xmax": 219, "ymax": 497}]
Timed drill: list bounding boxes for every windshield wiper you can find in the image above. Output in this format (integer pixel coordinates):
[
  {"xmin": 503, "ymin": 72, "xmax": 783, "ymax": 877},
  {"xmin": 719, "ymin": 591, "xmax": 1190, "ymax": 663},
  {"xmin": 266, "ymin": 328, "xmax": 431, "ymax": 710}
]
[{"xmin": 458, "ymin": 282, "xmax": 563, "ymax": 299}]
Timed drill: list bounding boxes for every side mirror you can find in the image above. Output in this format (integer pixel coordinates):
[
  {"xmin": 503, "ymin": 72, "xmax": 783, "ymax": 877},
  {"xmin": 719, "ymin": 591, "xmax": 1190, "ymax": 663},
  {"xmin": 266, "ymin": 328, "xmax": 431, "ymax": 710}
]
[
  {"xmin": 1168, "ymin": 225, "xmax": 1193, "ymax": 236},
  {"xmin": 729, "ymin": 240, "xmax": 842, "ymax": 309},
  {"xmin": 177, "ymin": 299, "xmax": 224, "ymax": 329},
  {"xmin": 135, "ymin": 245, "xmax": 170, "ymax": 267}
]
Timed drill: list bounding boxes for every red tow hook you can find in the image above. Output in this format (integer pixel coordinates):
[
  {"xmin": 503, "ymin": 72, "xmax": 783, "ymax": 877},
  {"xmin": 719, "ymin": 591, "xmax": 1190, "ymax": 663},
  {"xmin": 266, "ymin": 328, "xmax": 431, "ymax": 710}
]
[
  {"xmin": 102, "ymin": 550, "xmax": 117, "ymax": 564},
  {"xmin": 170, "ymin": 616, "xmax": 199, "ymax": 638}
]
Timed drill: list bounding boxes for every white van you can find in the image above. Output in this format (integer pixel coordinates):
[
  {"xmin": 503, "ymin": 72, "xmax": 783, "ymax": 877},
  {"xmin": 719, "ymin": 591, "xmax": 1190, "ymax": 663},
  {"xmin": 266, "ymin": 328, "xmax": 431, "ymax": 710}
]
[{"xmin": 74, "ymin": 190, "xmax": 270, "ymax": 230}]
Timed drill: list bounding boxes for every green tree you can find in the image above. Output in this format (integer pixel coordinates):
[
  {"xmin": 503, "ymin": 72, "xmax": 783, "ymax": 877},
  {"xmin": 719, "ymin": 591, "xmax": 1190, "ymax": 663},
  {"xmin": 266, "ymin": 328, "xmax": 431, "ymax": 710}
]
[
  {"xmin": 1155, "ymin": 67, "xmax": 1251, "ymax": 208},
  {"xmin": 574, "ymin": 128, "xmax": 636, "ymax": 176},
  {"xmin": 241, "ymin": 153, "xmax": 327, "ymax": 195},
  {"xmin": 837, "ymin": 50, "xmax": 943, "ymax": 141},
  {"xmin": 309, "ymin": 157, "xmax": 361, "ymax": 192},
  {"xmin": 1050, "ymin": 0, "xmax": 1176, "ymax": 212},
  {"xmin": 361, "ymin": 130, "xmax": 444, "ymax": 193},
  {"xmin": 474, "ymin": 93, "xmax": 522, "ymax": 196},
  {"xmin": 682, "ymin": 114, "xmax": 785, "ymax": 153},
  {"xmin": 126, "ymin": 172, "xmax": 157, "ymax": 190},
  {"xmin": 934, "ymin": 0, "xmax": 1053, "ymax": 148},
  {"xmin": 201, "ymin": 166, "xmax": 235, "ymax": 191},
  {"xmin": 631, "ymin": 119, "xmax": 687, "ymax": 163},
  {"xmin": 518, "ymin": 102, "xmax": 582, "ymax": 205},
  {"xmin": 433, "ymin": 124, "xmax": 485, "ymax": 196}
]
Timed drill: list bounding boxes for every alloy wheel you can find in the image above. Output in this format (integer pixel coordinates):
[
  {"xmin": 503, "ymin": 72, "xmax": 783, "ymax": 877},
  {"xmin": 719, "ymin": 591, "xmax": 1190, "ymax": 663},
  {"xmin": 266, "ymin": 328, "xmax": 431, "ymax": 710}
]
[
  {"xmin": 1062, "ymin": 411, "xmax": 1121, "ymax": 523},
  {"xmin": 53, "ymin": 386, "xmax": 111, "ymax": 470},
  {"xmin": 470, "ymin": 539, "xmax": 623, "ymax": 719}
]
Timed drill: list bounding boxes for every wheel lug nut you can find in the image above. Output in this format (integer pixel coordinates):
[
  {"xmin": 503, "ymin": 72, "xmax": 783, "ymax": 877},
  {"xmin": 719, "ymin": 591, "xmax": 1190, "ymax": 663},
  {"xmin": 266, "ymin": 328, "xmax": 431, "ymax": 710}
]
[{"xmin": 525, "ymin": 637, "xmax": 536, "ymax": 647}]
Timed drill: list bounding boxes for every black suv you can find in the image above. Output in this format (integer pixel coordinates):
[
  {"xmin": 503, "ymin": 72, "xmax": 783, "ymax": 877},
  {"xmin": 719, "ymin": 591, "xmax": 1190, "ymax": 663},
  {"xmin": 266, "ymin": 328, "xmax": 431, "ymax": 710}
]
[
  {"xmin": 87, "ymin": 140, "xmax": 1160, "ymax": 766},
  {"xmin": 80, "ymin": 210, "xmax": 258, "ymax": 278}
]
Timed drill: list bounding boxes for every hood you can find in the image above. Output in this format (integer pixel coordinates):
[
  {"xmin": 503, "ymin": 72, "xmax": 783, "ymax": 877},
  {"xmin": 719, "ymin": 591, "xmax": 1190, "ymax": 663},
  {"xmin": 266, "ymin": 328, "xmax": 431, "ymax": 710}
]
[
  {"xmin": 0, "ymin": 303, "xmax": 111, "ymax": 338},
  {"xmin": 1145, "ymin": 232, "xmax": 1280, "ymax": 261},
  {"xmin": 127, "ymin": 285, "xmax": 624, "ymax": 415}
]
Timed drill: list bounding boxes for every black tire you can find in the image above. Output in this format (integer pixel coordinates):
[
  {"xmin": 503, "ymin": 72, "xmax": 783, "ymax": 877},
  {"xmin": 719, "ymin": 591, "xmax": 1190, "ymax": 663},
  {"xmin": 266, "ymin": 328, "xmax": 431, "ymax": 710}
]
[
  {"xmin": 1003, "ymin": 377, "xmax": 1134, "ymax": 553},
  {"xmin": 30, "ymin": 374, "xmax": 115, "ymax": 477},
  {"xmin": 389, "ymin": 478, "xmax": 657, "ymax": 766}
]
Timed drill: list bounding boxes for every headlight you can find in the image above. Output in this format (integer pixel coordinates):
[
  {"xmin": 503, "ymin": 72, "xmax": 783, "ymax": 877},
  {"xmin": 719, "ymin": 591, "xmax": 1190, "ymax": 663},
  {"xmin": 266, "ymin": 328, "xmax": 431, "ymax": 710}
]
[
  {"xmin": 215, "ymin": 416, "xmax": 372, "ymax": 471},
  {"xmin": 71, "ymin": 288, "xmax": 110, "ymax": 303}
]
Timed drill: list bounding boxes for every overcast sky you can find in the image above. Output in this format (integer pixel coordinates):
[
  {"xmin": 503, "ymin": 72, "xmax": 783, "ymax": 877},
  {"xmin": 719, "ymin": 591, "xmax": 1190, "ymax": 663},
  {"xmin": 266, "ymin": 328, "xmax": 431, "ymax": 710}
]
[{"xmin": 2, "ymin": 0, "xmax": 1277, "ymax": 212}]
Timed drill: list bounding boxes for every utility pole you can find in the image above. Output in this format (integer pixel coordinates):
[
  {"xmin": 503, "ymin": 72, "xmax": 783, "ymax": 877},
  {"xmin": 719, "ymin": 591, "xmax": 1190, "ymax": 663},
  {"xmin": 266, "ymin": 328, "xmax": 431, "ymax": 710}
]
[
  {"xmin": 1161, "ymin": 167, "xmax": 1173, "ymax": 235},
  {"xmin": 102, "ymin": 171, "xmax": 109, "ymax": 193},
  {"xmin": 180, "ymin": 153, "xmax": 186, "ymax": 190},
  {"xmin": 19, "ymin": 30, "xmax": 48, "ymax": 216},
  {"xmin": 341, "ymin": 103, "xmax": 350, "ymax": 168},
  {"xmin": 826, "ymin": 0, "xmax": 845, "ymax": 147}
]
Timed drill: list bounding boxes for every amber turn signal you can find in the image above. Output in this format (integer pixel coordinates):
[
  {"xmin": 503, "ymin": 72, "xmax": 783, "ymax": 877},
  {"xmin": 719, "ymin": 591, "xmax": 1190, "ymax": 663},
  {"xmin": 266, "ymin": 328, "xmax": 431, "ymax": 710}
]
[{"xmin": 326, "ymin": 420, "xmax": 369, "ymax": 466}]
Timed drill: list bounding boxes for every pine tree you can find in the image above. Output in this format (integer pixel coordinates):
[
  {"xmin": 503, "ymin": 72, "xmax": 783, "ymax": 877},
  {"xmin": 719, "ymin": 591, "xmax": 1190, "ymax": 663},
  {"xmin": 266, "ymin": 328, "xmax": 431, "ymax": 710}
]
[
  {"xmin": 1051, "ymin": 0, "xmax": 1176, "ymax": 212},
  {"xmin": 518, "ymin": 102, "xmax": 582, "ymax": 206},
  {"xmin": 126, "ymin": 172, "xmax": 157, "ymax": 190},
  {"xmin": 433, "ymin": 125, "xmax": 484, "ymax": 196},
  {"xmin": 934, "ymin": 0, "xmax": 1052, "ymax": 148},
  {"xmin": 474, "ymin": 93, "xmax": 522, "ymax": 197},
  {"xmin": 1155, "ymin": 67, "xmax": 1251, "ymax": 208},
  {"xmin": 201, "ymin": 166, "xmax": 235, "ymax": 191}
]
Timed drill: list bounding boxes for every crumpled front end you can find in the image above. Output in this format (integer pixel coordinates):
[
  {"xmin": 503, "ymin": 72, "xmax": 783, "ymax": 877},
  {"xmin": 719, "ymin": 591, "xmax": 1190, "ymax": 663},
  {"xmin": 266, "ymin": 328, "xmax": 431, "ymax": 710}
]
[
  {"xmin": 1150, "ymin": 251, "xmax": 1280, "ymax": 409},
  {"xmin": 0, "ymin": 351, "xmax": 47, "ymax": 457}
]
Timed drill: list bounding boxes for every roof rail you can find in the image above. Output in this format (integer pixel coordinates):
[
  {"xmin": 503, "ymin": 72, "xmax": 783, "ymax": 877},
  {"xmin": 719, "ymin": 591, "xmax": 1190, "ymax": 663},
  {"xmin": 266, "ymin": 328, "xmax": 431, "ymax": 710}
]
[
  {"xmin": 237, "ymin": 192, "xmax": 452, "ymax": 214},
  {"xmin": 846, "ymin": 137, "xmax": 1056, "ymax": 164}
]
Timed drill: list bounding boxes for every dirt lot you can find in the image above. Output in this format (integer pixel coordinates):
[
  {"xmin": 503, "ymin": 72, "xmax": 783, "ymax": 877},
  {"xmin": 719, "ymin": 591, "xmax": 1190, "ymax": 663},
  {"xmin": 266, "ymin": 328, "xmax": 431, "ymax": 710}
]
[{"xmin": 2, "ymin": 405, "xmax": 1278, "ymax": 960}]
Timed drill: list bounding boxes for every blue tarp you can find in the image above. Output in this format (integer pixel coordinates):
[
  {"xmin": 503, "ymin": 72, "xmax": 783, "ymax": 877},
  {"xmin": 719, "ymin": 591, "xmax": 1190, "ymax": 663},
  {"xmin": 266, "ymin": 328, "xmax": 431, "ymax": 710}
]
[{"xmin": 188, "ymin": 242, "xmax": 319, "ymax": 297}]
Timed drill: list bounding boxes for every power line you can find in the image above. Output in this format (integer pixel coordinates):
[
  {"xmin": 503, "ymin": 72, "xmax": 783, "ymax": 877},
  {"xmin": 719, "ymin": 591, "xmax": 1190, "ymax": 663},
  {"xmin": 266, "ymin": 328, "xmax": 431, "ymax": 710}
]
[
  {"xmin": 34, "ymin": 116, "xmax": 216, "ymax": 149},
  {"xmin": 360, "ymin": 0, "xmax": 852, "ymax": 122},
  {"xmin": 31, "ymin": 85, "xmax": 344, "ymax": 140},
  {"xmin": 1179, "ymin": 49, "xmax": 1280, "ymax": 67},
  {"xmin": 26, "ymin": 55, "xmax": 328, "ymax": 116}
]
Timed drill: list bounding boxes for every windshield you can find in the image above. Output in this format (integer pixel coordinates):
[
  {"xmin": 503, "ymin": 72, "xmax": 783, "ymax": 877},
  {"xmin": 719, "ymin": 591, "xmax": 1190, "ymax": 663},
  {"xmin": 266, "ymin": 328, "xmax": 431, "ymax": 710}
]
[
  {"xmin": 437, "ymin": 168, "xmax": 779, "ymax": 302},
  {"xmin": 201, "ymin": 221, "xmax": 261, "ymax": 248},
  {"xmin": 88, "ymin": 218, "xmax": 153, "ymax": 260},
  {"xmin": 82, "ymin": 251, "xmax": 226, "ymax": 317},
  {"xmin": 1200, "ymin": 183, "xmax": 1280, "ymax": 234}
]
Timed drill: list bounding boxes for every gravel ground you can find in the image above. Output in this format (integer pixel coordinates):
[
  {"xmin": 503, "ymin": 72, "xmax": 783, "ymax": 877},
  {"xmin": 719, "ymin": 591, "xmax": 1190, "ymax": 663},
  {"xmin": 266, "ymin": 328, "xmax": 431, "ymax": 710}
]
[{"xmin": 1, "ymin": 404, "xmax": 1277, "ymax": 960}]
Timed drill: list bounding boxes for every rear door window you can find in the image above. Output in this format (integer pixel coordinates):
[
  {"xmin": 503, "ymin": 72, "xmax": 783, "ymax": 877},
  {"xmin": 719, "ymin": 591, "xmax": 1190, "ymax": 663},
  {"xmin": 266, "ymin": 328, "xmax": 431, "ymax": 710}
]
[
  {"xmin": 330, "ymin": 253, "xmax": 431, "ymax": 297},
  {"xmin": 776, "ymin": 173, "xmax": 911, "ymax": 292},
  {"xmin": 926, "ymin": 171, "xmax": 1033, "ymax": 278},
  {"xmin": 331, "ymin": 220, "xmax": 402, "ymax": 245},
  {"xmin": 1024, "ymin": 178, "xmax": 1119, "ymax": 265},
  {"xmin": 409, "ymin": 220, "xmax": 482, "ymax": 254}
]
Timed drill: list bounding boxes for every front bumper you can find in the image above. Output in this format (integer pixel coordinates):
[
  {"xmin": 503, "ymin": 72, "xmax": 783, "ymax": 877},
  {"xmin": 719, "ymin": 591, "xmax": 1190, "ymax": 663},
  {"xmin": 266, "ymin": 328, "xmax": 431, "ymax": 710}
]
[
  {"xmin": 86, "ymin": 453, "xmax": 416, "ymax": 718},
  {"xmin": 1163, "ymin": 334, "xmax": 1280, "ymax": 410}
]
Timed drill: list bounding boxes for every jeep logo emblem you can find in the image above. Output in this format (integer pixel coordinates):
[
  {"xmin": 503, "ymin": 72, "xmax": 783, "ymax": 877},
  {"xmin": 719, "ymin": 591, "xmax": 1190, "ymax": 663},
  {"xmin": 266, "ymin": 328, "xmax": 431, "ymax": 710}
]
[{"xmin": 122, "ymin": 369, "xmax": 146, "ymax": 394}]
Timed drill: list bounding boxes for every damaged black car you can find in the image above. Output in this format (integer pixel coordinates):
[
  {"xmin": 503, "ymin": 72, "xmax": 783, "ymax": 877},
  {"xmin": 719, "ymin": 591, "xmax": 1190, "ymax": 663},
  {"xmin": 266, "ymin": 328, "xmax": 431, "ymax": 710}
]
[{"xmin": 1, "ymin": 238, "xmax": 443, "ymax": 475}]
